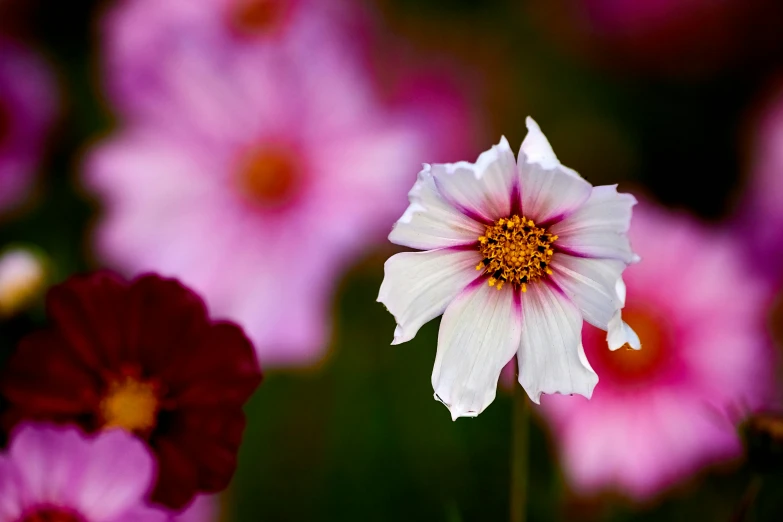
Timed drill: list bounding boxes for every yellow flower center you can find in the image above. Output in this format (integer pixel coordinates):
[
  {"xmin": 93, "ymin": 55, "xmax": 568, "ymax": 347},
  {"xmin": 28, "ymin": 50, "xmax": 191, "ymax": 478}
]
[
  {"xmin": 236, "ymin": 146, "xmax": 301, "ymax": 208},
  {"xmin": 476, "ymin": 215, "xmax": 557, "ymax": 292},
  {"xmin": 100, "ymin": 376, "xmax": 159, "ymax": 433}
]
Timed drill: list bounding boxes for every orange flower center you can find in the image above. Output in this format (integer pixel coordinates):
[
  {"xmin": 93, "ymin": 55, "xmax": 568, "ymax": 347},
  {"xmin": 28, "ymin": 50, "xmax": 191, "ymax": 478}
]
[
  {"xmin": 236, "ymin": 146, "xmax": 301, "ymax": 208},
  {"xmin": 591, "ymin": 306, "xmax": 668, "ymax": 383},
  {"xmin": 476, "ymin": 215, "xmax": 557, "ymax": 292},
  {"xmin": 231, "ymin": 0, "xmax": 288, "ymax": 36},
  {"xmin": 100, "ymin": 376, "xmax": 159, "ymax": 434},
  {"xmin": 18, "ymin": 507, "xmax": 85, "ymax": 522}
]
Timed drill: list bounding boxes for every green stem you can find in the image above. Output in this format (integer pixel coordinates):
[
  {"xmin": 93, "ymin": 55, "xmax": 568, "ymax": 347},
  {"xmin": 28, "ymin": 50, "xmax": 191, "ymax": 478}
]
[{"xmin": 510, "ymin": 379, "xmax": 529, "ymax": 522}]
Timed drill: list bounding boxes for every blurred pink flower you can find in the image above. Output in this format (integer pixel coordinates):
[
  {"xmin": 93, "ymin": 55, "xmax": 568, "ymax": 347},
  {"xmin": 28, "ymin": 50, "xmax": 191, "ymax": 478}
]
[
  {"xmin": 102, "ymin": 0, "xmax": 370, "ymax": 121},
  {"xmin": 540, "ymin": 202, "xmax": 776, "ymax": 499},
  {"xmin": 736, "ymin": 85, "xmax": 783, "ymax": 283},
  {"xmin": 0, "ymin": 37, "xmax": 56, "ymax": 214},
  {"xmin": 0, "ymin": 423, "xmax": 166, "ymax": 521},
  {"xmin": 175, "ymin": 496, "xmax": 217, "ymax": 522},
  {"xmin": 87, "ymin": 1, "xmax": 472, "ymax": 366}
]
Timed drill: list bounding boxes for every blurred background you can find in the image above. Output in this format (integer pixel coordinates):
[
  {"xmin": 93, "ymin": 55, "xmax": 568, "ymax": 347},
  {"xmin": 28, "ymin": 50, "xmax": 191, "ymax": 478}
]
[{"xmin": 1, "ymin": 0, "xmax": 783, "ymax": 520}]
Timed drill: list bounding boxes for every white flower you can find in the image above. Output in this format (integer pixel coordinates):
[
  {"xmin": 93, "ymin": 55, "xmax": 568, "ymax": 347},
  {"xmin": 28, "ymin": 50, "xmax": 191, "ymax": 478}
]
[{"xmin": 378, "ymin": 117, "xmax": 640, "ymax": 420}]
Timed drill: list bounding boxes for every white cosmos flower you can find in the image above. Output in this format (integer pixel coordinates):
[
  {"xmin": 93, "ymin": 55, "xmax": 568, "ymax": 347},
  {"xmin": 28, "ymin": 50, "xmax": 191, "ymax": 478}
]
[{"xmin": 378, "ymin": 117, "xmax": 640, "ymax": 420}]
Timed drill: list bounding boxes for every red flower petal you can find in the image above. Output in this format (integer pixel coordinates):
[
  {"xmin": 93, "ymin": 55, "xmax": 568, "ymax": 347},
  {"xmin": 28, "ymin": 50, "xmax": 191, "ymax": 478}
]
[
  {"xmin": 152, "ymin": 435, "xmax": 201, "ymax": 509},
  {"xmin": 165, "ymin": 322, "xmax": 262, "ymax": 407},
  {"xmin": 1, "ymin": 331, "xmax": 101, "ymax": 420},
  {"xmin": 46, "ymin": 272, "xmax": 131, "ymax": 372}
]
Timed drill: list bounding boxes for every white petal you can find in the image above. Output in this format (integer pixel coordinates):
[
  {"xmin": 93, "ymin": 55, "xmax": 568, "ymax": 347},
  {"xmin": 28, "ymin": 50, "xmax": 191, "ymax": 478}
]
[
  {"xmin": 549, "ymin": 255, "xmax": 625, "ymax": 330},
  {"xmin": 431, "ymin": 137, "xmax": 517, "ymax": 223},
  {"xmin": 520, "ymin": 117, "xmax": 559, "ymax": 170},
  {"xmin": 389, "ymin": 165, "xmax": 485, "ymax": 250},
  {"xmin": 378, "ymin": 248, "xmax": 483, "ymax": 345},
  {"xmin": 432, "ymin": 282, "xmax": 522, "ymax": 420},
  {"xmin": 517, "ymin": 120, "xmax": 592, "ymax": 224},
  {"xmin": 549, "ymin": 185, "xmax": 638, "ymax": 263},
  {"xmin": 615, "ymin": 276, "xmax": 627, "ymax": 305},
  {"xmin": 607, "ymin": 310, "xmax": 641, "ymax": 351},
  {"xmin": 517, "ymin": 282, "xmax": 598, "ymax": 403}
]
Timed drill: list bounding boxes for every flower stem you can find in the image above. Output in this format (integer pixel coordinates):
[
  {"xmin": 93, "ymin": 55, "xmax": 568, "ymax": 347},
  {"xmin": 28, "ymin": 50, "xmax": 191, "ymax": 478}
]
[{"xmin": 510, "ymin": 379, "xmax": 528, "ymax": 522}]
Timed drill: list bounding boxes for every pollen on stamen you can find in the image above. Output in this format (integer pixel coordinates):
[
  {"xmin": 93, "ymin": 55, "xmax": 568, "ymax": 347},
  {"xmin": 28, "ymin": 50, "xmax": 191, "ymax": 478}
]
[{"xmin": 476, "ymin": 215, "xmax": 557, "ymax": 290}]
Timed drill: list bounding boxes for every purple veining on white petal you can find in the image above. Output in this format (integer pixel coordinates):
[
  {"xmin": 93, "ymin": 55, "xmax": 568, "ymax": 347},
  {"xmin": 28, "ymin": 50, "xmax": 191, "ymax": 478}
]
[{"xmin": 432, "ymin": 175, "xmax": 494, "ymax": 225}]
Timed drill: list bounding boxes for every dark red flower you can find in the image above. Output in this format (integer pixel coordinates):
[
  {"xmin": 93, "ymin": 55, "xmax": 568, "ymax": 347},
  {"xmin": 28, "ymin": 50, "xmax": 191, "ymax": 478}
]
[{"xmin": 0, "ymin": 272, "xmax": 262, "ymax": 509}]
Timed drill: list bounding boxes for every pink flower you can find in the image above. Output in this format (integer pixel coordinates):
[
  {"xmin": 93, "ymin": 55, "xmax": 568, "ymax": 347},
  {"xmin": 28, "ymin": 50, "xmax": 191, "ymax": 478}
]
[
  {"xmin": 0, "ymin": 37, "xmax": 57, "ymax": 214},
  {"xmin": 539, "ymin": 202, "xmax": 776, "ymax": 499},
  {"xmin": 86, "ymin": 1, "xmax": 470, "ymax": 366},
  {"xmin": 0, "ymin": 423, "xmax": 167, "ymax": 521},
  {"xmin": 735, "ymin": 84, "xmax": 783, "ymax": 283},
  {"xmin": 101, "ymin": 0, "xmax": 370, "ymax": 122},
  {"xmin": 175, "ymin": 496, "xmax": 216, "ymax": 522}
]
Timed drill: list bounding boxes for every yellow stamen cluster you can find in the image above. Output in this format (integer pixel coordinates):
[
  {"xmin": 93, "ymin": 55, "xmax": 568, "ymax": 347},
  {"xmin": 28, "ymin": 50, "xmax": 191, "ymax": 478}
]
[
  {"xmin": 476, "ymin": 215, "xmax": 557, "ymax": 291},
  {"xmin": 100, "ymin": 376, "xmax": 160, "ymax": 434}
]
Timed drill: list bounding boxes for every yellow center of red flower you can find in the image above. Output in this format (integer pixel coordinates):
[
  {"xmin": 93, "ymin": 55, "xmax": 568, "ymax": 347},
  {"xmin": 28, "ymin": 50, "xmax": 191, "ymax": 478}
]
[
  {"xmin": 18, "ymin": 507, "xmax": 85, "ymax": 522},
  {"xmin": 237, "ymin": 146, "xmax": 301, "ymax": 208},
  {"xmin": 476, "ymin": 215, "xmax": 557, "ymax": 292},
  {"xmin": 100, "ymin": 376, "xmax": 159, "ymax": 434},
  {"xmin": 231, "ymin": 0, "xmax": 288, "ymax": 36}
]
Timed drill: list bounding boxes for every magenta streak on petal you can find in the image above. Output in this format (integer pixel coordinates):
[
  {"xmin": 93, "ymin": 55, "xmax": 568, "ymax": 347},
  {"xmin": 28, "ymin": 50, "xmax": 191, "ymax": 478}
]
[
  {"xmin": 461, "ymin": 274, "xmax": 488, "ymax": 294},
  {"xmin": 540, "ymin": 207, "xmax": 585, "ymax": 229},
  {"xmin": 445, "ymin": 243, "xmax": 481, "ymax": 252},
  {"xmin": 509, "ymin": 180, "xmax": 522, "ymax": 217},
  {"xmin": 513, "ymin": 285, "xmax": 523, "ymax": 312},
  {"xmin": 544, "ymin": 275, "xmax": 570, "ymax": 300},
  {"xmin": 552, "ymin": 245, "xmax": 593, "ymax": 259},
  {"xmin": 432, "ymin": 176, "xmax": 494, "ymax": 225}
]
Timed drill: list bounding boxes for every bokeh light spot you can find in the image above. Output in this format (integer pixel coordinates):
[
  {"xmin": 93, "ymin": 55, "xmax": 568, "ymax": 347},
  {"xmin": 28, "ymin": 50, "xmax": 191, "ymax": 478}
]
[{"xmin": 237, "ymin": 146, "xmax": 301, "ymax": 208}]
